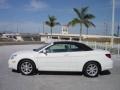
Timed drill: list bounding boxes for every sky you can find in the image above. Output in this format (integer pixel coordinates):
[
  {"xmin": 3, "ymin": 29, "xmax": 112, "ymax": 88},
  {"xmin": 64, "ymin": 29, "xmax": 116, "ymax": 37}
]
[{"xmin": 0, "ymin": 0, "xmax": 120, "ymax": 35}]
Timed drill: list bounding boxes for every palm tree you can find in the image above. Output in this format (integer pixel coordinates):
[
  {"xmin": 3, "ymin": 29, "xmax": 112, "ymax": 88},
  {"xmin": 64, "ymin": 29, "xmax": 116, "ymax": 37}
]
[
  {"xmin": 45, "ymin": 15, "xmax": 60, "ymax": 38},
  {"xmin": 68, "ymin": 7, "xmax": 95, "ymax": 41}
]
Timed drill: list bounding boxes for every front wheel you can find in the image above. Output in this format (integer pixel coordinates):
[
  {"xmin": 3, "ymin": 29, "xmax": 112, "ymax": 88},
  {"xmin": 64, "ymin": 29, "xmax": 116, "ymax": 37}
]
[
  {"xmin": 18, "ymin": 60, "xmax": 36, "ymax": 75},
  {"xmin": 83, "ymin": 62, "xmax": 100, "ymax": 77}
]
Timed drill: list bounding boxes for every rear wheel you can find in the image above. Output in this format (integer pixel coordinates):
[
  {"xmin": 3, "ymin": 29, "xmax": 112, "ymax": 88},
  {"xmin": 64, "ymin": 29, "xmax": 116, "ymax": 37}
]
[
  {"xmin": 83, "ymin": 62, "xmax": 100, "ymax": 77},
  {"xmin": 18, "ymin": 60, "xmax": 36, "ymax": 75}
]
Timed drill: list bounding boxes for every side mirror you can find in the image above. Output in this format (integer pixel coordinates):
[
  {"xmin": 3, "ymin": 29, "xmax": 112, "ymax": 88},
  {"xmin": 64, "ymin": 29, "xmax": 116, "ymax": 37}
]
[{"xmin": 42, "ymin": 49, "xmax": 47, "ymax": 55}]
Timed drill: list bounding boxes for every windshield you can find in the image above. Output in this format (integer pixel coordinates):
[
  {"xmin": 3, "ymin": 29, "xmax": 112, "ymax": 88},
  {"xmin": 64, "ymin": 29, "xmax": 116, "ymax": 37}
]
[{"xmin": 33, "ymin": 43, "xmax": 50, "ymax": 52}]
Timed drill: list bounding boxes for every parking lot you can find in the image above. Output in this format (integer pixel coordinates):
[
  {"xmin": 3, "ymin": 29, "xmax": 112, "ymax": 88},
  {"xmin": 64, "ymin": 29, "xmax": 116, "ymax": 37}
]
[{"xmin": 0, "ymin": 44, "xmax": 120, "ymax": 90}]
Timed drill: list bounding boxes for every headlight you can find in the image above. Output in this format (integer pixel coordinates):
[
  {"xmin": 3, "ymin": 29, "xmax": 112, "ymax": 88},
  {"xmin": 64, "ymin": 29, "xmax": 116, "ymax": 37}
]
[{"xmin": 10, "ymin": 54, "xmax": 17, "ymax": 60}]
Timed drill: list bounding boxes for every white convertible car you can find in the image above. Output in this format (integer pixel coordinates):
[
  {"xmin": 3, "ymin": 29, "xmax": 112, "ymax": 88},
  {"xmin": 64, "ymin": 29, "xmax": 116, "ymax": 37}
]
[{"xmin": 8, "ymin": 41, "xmax": 113, "ymax": 77}]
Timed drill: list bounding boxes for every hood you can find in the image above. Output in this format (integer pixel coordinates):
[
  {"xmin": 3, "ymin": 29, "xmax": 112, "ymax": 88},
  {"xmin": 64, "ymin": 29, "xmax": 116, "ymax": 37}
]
[{"xmin": 13, "ymin": 50, "xmax": 38, "ymax": 56}]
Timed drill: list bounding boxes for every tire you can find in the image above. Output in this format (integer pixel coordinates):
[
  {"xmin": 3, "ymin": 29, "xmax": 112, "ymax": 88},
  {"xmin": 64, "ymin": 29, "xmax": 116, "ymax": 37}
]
[
  {"xmin": 18, "ymin": 60, "xmax": 36, "ymax": 75},
  {"xmin": 83, "ymin": 62, "xmax": 100, "ymax": 77}
]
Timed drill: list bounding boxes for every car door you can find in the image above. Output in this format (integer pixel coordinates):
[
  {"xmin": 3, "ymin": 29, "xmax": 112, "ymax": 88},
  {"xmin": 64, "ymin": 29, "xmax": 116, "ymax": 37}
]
[
  {"xmin": 62, "ymin": 43, "xmax": 89, "ymax": 71},
  {"xmin": 36, "ymin": 43, "xmax": 82, "ymax": 71}
]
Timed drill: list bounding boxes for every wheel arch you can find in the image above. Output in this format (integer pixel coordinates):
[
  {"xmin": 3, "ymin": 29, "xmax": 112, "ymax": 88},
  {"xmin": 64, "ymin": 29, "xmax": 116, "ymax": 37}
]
[
  {"xmin": 82, "ymin": 60, "xmax": 102, "ymax": 73},
  {"xmin": 17, "ymin": 58, "xmax": 37, "ymax": 71}
]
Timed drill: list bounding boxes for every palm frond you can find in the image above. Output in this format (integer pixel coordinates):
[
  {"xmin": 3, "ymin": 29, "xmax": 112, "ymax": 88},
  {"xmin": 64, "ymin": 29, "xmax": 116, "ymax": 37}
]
[
  {"xmin": 84, "ymin": 23, "xmax": 89, "ymax": 28},
  {"xmin": 55, "ymin": 22, "xmax": 60, "ymax": 25},
  {"xmin": 81, "ymin": 7, "xmax": 89, "ymax": 15},
  {"xmin": 45, "ymin": 21, "xmax": 51, "ymax": 26},
  {"xmin": 84, "ymin": 20, "xmax": 95, "ymax": 28},
  {"xmin": 88, "ymin": 21, "xmax": 96, "ymax": 27},
  {"xmin": 73, "ymin": 8, "xmax": 81, "ymax": 19},
  {"xmin": 84, "ymin": 14, "xmax": 95, "ymax": 20},
  {"xmin": 46, "ymin": 15, "xmax": 60, "ymax": 27},
  {"xmin": 68, "ymin": 18, "xmax": 80, "ymax": 26},
  {"xmin": 48, "ymin": 15, "xmax": 56, "ymax": 22},
  {"xmin": 80, "ymin": 7, "xmax": 89, "ymax": 19}
]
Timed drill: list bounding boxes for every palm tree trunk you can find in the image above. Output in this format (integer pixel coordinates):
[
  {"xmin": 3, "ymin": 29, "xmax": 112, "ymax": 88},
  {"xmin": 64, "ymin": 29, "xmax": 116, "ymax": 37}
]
[
  {"xmin": 86, "ymin": 27, "xmax": 88, "ymax": 41},
  {"xmin": 87, "ymin": 27, "xmax": 88, "ymax": 35},
  {"xmin": 50, "ymin": 27, "xmax": 52, "ymax": 39},
  {"xmin": 79, "ymin": 24, "xmax": 82, "ymax": 41}
]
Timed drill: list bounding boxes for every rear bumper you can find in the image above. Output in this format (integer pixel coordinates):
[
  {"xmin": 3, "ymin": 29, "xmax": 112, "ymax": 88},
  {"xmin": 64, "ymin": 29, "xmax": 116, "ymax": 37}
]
[{"xmin": 101, "ymin": 60, "xmax": 113, "ymax": 71}]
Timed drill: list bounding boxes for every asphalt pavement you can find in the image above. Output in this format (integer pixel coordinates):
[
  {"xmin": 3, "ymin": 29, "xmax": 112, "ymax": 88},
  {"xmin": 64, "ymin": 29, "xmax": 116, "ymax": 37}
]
[{"xmin": 0, "ymin": 45, "xmax": 120, "ymax": 90}]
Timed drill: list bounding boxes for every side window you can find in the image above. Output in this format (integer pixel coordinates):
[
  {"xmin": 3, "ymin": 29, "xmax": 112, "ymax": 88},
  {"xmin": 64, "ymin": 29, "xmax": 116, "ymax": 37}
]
[
  {"xmin": 78, "ymin": 44, "xmax": 93, "ymax": 51},
  {"xmin": 46, "ymin": 43, "xmax": 92, "ymax": 53},
  {"xmin": 80, "ymin": 44, "xmax": 92, "ymax": 51},
  {"xmin": 68, "ymin": 43, "xmax": 92, "ymax": 52},
  {"xmin": 46, "ymin": 44, "xmax": 68, "ymax": 53},
  {"xmin": 68, "ymin": 44, "xmax": 80, "ymax": 52}
]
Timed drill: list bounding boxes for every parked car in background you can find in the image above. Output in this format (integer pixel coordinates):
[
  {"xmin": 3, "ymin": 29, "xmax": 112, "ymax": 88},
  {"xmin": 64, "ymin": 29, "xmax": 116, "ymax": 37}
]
[{"xmin": 8, "ymin": 41, "xmax": 113, "ymax": 77}]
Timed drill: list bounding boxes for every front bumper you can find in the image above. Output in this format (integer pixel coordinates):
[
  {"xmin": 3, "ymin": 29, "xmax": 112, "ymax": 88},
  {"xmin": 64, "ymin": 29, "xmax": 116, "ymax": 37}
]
[{"xmin": 8, "ymin": 59, "xmax": 18, "ymax": 70}]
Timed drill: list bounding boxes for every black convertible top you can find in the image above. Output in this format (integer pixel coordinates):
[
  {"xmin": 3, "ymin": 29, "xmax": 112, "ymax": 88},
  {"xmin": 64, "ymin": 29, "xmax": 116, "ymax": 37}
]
[
  {"xmin": 52, "ymin": 41, "xmax": 93, "ymax": 51},
  {"xmin": 53, "ymin": 41, "xmax": 81, "ymax": 44}
]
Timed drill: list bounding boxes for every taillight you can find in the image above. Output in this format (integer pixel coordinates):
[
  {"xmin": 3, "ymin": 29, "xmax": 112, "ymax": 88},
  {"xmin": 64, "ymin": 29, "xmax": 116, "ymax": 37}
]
[{"xmin": 105, "ymin": 54, "xmax": 111, "ymax": 58}]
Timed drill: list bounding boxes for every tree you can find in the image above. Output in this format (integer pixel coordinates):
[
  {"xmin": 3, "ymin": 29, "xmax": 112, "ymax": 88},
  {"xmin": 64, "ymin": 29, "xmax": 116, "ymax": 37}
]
[
  {"xmin": 68, "ymin": 7, "xmax": 95, "ymax": 41},
  {"xmin": 45, "ymin": 15, "xmax": 60, "ymax": 38}
]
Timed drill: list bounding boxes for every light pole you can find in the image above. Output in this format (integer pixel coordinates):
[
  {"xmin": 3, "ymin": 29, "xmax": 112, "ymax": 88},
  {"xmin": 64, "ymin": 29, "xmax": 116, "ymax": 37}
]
[
  {"xmin": 111, "ymin": 0, "xmax": 115, "ymax": 47},
  {"xmin": 43, "ymin": 21, "xmax": 45, "ymax": 34},
  {"xmin": 17, "ymin": 24, "xmax": 18, "ymax": 33},
  {"xmin": 118, "ymin": 24, "xmax": 120, "ymax": 37}
]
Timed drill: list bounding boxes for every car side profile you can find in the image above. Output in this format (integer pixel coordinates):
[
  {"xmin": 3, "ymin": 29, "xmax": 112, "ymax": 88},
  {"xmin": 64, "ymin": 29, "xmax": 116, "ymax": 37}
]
[{"xmin": 8, "ymin": 41, "xmax": 113, "ymax": 77}]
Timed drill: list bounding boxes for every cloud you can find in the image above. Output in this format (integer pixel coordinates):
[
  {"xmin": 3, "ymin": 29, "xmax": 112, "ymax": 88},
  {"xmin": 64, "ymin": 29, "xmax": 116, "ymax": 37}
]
[
  {"xmin": 25, "ymin": 0, "xmax": 48, "ymax": 11},
  {"xmin": 0, "ymin": 0, "xmax": 10, "ymax": 9}
]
